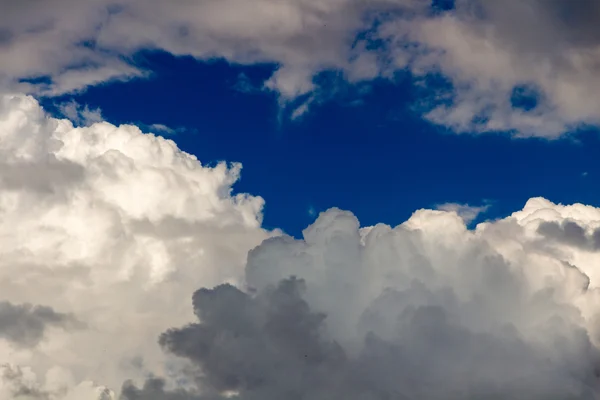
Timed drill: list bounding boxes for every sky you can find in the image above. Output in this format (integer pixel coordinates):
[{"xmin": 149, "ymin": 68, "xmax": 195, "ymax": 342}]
[
  {"xmin": 41, "ymin": 51, "xmax": 600, "ymax": 236},
  {"xmin": 4, "ymin": 1, "xmax": 600, "ymax": 399}
]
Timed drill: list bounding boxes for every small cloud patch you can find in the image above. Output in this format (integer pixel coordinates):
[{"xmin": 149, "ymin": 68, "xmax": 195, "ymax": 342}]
[{"xmin": 436, "ymin": 202, "xmax": 491, "ymax": 224}]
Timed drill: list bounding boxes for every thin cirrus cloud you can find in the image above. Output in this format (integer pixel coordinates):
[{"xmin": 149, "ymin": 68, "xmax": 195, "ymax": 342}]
[{"xmin": 2, "ymin": 0, "xmax": 600, "ymax": 136}]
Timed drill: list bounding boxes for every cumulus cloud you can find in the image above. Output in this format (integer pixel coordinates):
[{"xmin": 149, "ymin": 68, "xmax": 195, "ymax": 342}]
[
  {"xmin": 0, "ymin": 94, "xmax": 272, "ymax": 399},
  {"xmin": 2, "ymin": 0, "xmax": 600, "ymax": 135},
  {"xmin": 0, "ymin": 0, "xmax": 409, "ymax": 97},
  {"xmin": 122, "ymin": 198, "xmax": 600, "ymax": 399},
  {"xmin": 6, "ymin": 90, "xmax": 600, "ymax": 399},
  {"xmin": 6, "ymin": 69, "xmax": 600, "ymax": 400}
]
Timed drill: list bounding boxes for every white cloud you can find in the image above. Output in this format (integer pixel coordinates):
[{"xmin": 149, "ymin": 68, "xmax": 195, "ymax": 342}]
[
  {"xmin": 120, "ymin": 197, "xmax": 600, "ymax": 399},
  {"xmin": 4, "ymin": 0, "xmax": 600, "ymax": 136},
  {"xmin": 376, "ymin": 0, "xmax": 600, "ymax": 136},
  {"xmin": 6, "ymin": 91, "xmax": 600, "ymax": 399},
  {"xmin": 0, "ymin": 94, "xmax": 274, "ymax": 399},
  {"xmin": 436, "ymin": 202, "xmax": 490, "ymax": 224},
  {"xmin": 0, "ymin": 0, "xmax": 404, "ymax": 96}
]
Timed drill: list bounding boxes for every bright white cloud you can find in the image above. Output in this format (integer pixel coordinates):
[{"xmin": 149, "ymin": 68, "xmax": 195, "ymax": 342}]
[
  {"xmin": 5, "ymin": 96, "xmax": 600, "ymax": 399},
  {"xmin": 0, "ymin": 94, "xmax": 273, "ymax": 399},
  {"xmin": 2, "ymin": 0, "xmax": 599, "ymax": 136}
]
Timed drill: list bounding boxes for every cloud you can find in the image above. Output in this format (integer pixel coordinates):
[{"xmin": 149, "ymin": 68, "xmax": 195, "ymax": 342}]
[
  {"xmin": 120, "ymin": 123, "xmax": 190, "ymax": 137},
  {"xmin": 58, "ymin": 100, "xmax": 104, "ymax": 127},
  {"xmin": 0, "ymin": 302, "xmax": 81, "ymax": 348},
  {"xmin": 5, "ymin": 93, "xmax": 600, "ymax": 399},
  {"xmin": 538, "ymin": 220, "xmax": 592, "ymax": 249},
  {"xmin": 0, "ymin": 0, "xmax": 408, "ymax": 97},
  {"xmin": 1, "ymin": 365, "xmax": 50, "ymax": 400},
  {"xmin": 436, "ymin": 202, "xmax": 490, "ymax": 224},
  {"xmin": 147, "ymin": 124, "xmax": 180, "ymax": 136},
  {"xmin": 0, "ymin": 94, "xmax": 273, "ymax": 399},
  {"xmin": 122, "ymin": 199, "xmax": 600, "ymax": 399},
  {"xmin": 3, "ymin": 1, "xmax": 600, "ymax": 136},
  {"xmin": 378, "ymin": 0, "xmax": 600, "ymax": 136},
  {"xmin": 5, "ymin": 82, "xmax": 600, "ymax": 400},
  {"xmin": 537, "ymin": 220, "xmax": 600, "ymax": 252},
  {"xmin": 0, "ymin": 364, "xmax": 116, "ymax": 400}
]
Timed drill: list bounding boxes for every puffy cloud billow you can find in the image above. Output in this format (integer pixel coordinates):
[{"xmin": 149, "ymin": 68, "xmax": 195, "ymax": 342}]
[
  {"xmin": 5, "ymin": 2, "xmax": 600, "ymax": 399},
  {"xmin": 4, "ymin": 94, "xmax": 600, "ymax": 399},
  {"xmin": 2, "ymin": 0, "xmax": 600, "ymax": 135},
  {"xmin": 0, "ymin": 94, "xmax": 272, "ymax": 399},
  {"xmin": 120, "ymin": 199, "xmax": 600, "ymax": 399}
]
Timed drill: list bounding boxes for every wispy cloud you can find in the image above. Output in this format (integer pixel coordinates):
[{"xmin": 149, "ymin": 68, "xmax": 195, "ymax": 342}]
[
  {"xmin": 146, "ymin": 123, "xmax": 187, "ymax": 136},
  {"xmin": 436, "ymin": 201, "xmax": 491, "ymax": 224},
  {"xmin": 58, "ymin": 100, "xmax": 103, "ymax": 127}
]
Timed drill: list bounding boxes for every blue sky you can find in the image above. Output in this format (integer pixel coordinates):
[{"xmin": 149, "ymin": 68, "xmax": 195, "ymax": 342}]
[{"xmin": 43, "ymin": 51, "xmax": 599, "ymax": 236}]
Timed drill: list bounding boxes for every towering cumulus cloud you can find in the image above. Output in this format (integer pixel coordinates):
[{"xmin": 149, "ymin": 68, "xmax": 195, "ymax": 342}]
[
  {"xmin": 2, "ymin": 0, "xmax": 600, "ymax": 136},
  {"xmin": 5, "ymin": 94, "xmax": 600, "ymax": 399},
  {"xmin": 0, "ymin": 94, "xmax": 271, "ymax": 399},
  {"xmin": 125, "ymin": 201, "xmax": 600, "ymax": 399}
]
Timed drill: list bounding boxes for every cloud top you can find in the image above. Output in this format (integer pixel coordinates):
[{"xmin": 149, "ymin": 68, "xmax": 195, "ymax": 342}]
[{"xmin": 122, "ymin": 198, "xmax": 600, "ymax": 399}]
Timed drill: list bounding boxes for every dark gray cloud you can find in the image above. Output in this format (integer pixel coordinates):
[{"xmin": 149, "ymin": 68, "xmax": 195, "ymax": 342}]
[
  {"xmin": 121, "ymin": 279, "xmax": 349, "ymax": 400},
  {"xmin": 118, "ymin": 207, "xmax": 600, "ymax": 400},
  {"xmin": 537, "ymin": 220, "xmax": 600, "ymax": 251},
  {"xmin": 121, "ymin": 276, "xmax": 600, "ymax": 400},
  {"xmin": 155, "ymin": 278, "xmax": 348, "ymax": 399},
  {"xmin": 0, "ymin": 301, "xmax": 81, "ymax": 347},
  {"xmin": 0, "ymin": 28, "xmax": 12, "ymax": 47},
  {"xmin": 471, "ymin": 0, "xmax": 600, "ymax": 52}
]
